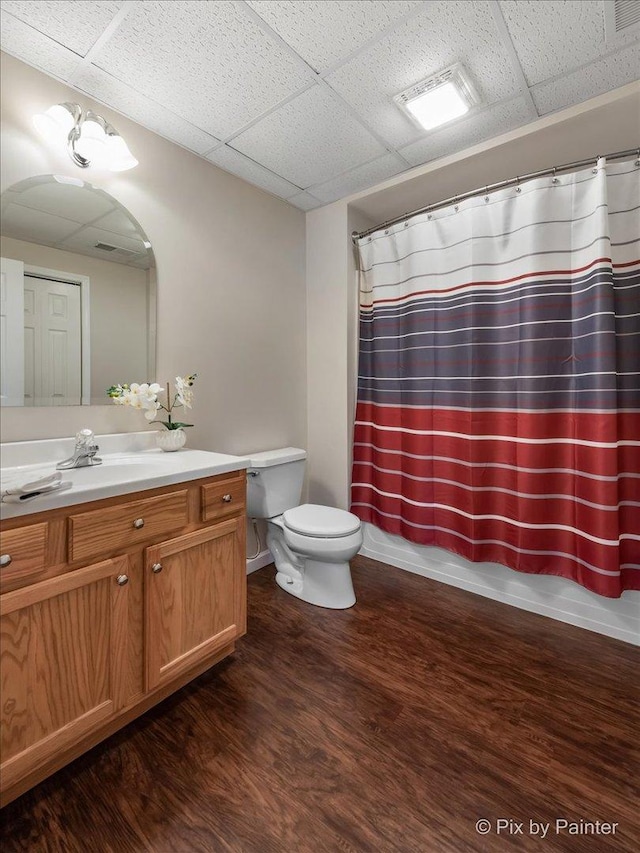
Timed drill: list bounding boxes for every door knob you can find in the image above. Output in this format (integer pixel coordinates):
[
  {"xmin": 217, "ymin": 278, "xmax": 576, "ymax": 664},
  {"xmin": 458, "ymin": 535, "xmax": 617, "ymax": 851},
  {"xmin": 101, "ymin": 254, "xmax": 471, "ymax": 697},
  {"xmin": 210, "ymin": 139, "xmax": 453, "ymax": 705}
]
[
  {"xmin": 133, "ymin": 518, "xmax": 145, "ymax": 529},
  {"xmin": 222, "ymin": 494, "xmax": 232, "ymax": 503},
  {"xmin": 152, "ymin": 563, "xmax": 163, "ymax": 574},
  {"xmin": 0, "ymin": 554, "xmax": 12, "ymax": 567},
  {"xmin": 116, "ymin": 574, "xmax": 129, "ymax": 586}
]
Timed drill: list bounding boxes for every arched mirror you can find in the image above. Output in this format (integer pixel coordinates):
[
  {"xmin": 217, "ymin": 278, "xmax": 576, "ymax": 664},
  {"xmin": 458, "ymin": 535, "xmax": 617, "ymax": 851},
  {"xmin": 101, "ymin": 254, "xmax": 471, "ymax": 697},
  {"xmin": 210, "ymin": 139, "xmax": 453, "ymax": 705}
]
[{"xmin": 0, "ymin": 175, "xmax": 156, "ymax": 407}]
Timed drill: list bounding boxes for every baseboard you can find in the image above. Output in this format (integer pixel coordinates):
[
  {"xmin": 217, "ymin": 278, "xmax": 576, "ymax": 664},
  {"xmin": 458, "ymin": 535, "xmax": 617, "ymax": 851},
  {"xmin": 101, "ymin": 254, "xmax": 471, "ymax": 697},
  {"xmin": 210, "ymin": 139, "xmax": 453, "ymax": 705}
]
[
  {"xmin": 247, "ymin": 548, "xmax": 273, "ymax": 575},
  {"xmin": 360, "ymin": 523, "xmax": 640, "ymax": 646}
]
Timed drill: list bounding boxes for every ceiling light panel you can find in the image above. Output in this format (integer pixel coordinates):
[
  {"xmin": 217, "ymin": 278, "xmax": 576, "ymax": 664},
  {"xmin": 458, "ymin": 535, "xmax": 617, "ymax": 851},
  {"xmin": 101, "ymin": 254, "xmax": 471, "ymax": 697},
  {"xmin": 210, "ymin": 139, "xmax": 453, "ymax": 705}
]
[
  {"xmin": 531, "ymin": 41, "xmax": 640, "ymax": 114},
  {"xmin": 394, "ymin": 64, "xmax": 479, "ymax": 131},
  {"xmin": 246, "ymin": 0, "xmax": 422, "ymax": 72},
  {"xmin": 399, "ymin": 95, "xmax": 533, "ymax": 167},
  {"xmin": 205, "ymin": 145, "xmax": 300, "ymax": 200},
  {"xmin": 231, "ymin": 85, "xmax": 386, "ymax": 188},
  {"xmin": 0, "ymin": 12, "xmax": 81, "ymax": 79},
  {"xmin": 499, "ymin": 0, "xmax": 636, "ymax": 86},
  {"xmin": 326, "ymin": 0, "xmax": 521, "ymax": 149},
  {"xmin": 73, "ymin": 66, "xmax": 220, "ymax": 155},
  {"xmin": 89, "ymin": 0, "xmax": 315, "ymax": 139},
  {"xmin": 0, "ymin": 0, "xmax": 122, "ymax": 56}
]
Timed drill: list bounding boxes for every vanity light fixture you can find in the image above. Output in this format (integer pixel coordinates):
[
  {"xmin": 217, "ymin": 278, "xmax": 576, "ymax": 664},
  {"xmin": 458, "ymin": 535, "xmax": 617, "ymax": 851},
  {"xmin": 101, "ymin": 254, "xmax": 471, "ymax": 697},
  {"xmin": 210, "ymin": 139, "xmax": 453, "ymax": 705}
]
[
  {"xmin": 33, "ymin": 102, "xmax": 138, "ymax": 171},
  {"xmin": 394, "ymin": 63, "xmax": 479, "ymax": 131}
]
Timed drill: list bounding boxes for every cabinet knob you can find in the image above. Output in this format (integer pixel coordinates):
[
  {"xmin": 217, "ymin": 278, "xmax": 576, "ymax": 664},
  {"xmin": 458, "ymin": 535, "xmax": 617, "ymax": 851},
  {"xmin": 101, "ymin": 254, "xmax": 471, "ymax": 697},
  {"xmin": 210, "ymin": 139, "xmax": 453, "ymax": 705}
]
[
  {"xmin": 222, "ymin": 494, "xmax": 232, "ymax": 503},
  {"xmin": 116, "ymin": 574, "xmax": 129, "ymax": 586},
  {"xmin": 133, "ymin": 518, "xmax": 145, "ymax": 529},
  {"xmin": 152, "ymin": 562, "xmax": 163, "ymax": 574},
  {"xmin": 0, "ymin": 554, "xmax": 12, "ymax": 568}
]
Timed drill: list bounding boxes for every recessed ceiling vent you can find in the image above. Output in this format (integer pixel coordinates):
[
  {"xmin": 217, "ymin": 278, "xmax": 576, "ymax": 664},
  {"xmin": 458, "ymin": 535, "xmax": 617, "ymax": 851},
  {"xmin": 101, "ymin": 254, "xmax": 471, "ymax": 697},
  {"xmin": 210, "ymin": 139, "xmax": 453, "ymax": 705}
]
[
  {"xmin": 94, "ymin": 242, "xmax": 138, "ymax": 257},
  {"xmin": 604, "ymin": 0, "xmax": 640, "ymax": 40}
]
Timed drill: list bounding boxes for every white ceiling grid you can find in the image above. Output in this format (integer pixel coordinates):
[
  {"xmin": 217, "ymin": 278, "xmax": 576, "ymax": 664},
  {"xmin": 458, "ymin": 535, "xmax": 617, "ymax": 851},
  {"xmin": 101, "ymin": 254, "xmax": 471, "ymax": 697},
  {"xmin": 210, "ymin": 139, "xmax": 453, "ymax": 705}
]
[{"xmin": 1, "ymin": 0, "xmax": 638, "ymax": 210}]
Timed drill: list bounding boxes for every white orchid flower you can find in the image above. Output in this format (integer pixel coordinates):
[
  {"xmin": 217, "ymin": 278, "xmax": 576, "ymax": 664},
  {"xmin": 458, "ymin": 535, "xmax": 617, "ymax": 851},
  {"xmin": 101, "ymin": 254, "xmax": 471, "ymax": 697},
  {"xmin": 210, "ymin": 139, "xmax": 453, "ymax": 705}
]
[{"xmin": 175, "ymin": 375, "xmax": 195, "ymax": 409}]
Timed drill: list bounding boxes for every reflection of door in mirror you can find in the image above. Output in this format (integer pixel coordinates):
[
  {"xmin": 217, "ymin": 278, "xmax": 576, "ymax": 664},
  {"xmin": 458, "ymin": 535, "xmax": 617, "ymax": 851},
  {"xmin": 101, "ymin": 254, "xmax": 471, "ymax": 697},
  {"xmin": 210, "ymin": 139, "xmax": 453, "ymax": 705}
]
[
  {"xmin": 1, "ymin": 175, "xmax": 156, "ymax": 408},
  {"xmin": 0, "ymin": 257, "xmax": 24, "ymax": 406},
  {"xmin": 24, "ymin": 274, "xmax": 83, "ymax": 406}
]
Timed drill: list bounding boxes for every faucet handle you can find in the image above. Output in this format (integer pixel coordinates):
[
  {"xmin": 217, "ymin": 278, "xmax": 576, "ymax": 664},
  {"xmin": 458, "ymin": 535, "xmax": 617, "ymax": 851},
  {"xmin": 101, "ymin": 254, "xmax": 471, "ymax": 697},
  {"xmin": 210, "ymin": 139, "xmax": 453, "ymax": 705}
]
[{"xmin": 75, "ymin": 428, "xmax": 95, "ymax": 448}]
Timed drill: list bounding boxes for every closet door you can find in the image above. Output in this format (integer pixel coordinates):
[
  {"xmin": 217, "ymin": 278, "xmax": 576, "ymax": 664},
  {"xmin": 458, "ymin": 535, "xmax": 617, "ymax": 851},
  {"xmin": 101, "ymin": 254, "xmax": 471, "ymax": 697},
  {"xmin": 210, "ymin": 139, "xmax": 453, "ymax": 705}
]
[{"xmin": 23, "ymin": 275, "xmax": 82, "ymax": 406}]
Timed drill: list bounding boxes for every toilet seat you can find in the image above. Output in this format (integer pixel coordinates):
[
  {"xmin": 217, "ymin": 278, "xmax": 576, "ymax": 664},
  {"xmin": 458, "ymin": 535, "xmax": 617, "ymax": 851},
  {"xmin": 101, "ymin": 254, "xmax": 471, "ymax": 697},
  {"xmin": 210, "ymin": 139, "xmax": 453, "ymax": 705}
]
[{"xmin": 283, "ymin": 504, "xmax": 361, "ymax": 539}]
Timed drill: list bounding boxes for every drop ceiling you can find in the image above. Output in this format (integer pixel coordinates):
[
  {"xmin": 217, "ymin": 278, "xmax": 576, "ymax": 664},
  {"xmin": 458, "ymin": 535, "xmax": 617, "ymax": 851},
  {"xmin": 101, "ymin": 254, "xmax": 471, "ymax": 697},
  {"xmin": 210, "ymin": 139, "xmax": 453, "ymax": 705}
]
[
  {"xmin": 1, "ymin": 1, "xmax": 638, "ymax": 211},
  {"xmin": 1, "ymin": 176, "xmax": 153, "ymax": 268}
]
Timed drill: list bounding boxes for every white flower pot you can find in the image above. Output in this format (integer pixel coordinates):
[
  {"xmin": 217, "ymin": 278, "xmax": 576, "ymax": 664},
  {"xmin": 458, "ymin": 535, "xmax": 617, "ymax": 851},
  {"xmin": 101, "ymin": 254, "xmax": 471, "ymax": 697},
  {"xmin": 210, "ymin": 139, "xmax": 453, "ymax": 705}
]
[{"xmin": 156, "ymin": 428, "xmax": 187, "ymax": 452}]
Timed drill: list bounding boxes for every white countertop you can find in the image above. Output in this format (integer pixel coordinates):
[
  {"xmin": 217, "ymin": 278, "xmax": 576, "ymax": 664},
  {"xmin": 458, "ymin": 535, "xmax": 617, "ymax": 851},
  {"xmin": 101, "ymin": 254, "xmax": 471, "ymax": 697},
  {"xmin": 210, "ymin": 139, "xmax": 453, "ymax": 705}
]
[{"xmin": 0, "ymin": 432, "xmax": 249, "ymax": 519}]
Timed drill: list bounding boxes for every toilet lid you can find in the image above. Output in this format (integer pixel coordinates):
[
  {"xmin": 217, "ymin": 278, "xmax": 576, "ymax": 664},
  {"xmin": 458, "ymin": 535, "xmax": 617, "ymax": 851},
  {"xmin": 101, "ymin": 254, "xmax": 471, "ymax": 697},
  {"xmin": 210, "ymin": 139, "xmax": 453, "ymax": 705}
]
[{"xmin": 283, "ymin": 504, "xmax": 361, "ymax": 538}]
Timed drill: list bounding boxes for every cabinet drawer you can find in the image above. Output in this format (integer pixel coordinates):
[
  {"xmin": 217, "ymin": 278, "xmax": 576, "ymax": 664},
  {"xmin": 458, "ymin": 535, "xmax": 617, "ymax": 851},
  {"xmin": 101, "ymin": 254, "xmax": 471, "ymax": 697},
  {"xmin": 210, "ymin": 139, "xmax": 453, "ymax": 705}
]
[
  {"xmin": 69, "ymin": 491, "xmax": 188, "ymax": 563},
  {"xmin": 0, "ymin": 523, "xmax": 48, "ymax": 586},
  {"xmin": 201, "ymin": 475, "xmax": 245, "ymax": 522}
]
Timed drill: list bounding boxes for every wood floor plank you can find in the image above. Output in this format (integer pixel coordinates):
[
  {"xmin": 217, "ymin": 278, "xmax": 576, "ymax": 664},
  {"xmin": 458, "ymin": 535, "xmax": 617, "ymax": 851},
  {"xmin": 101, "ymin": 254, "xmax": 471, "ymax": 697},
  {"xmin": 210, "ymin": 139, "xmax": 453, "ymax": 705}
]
[{"xmin": 1, "ymin": 556, "xmax": 638, "ymax": 852}]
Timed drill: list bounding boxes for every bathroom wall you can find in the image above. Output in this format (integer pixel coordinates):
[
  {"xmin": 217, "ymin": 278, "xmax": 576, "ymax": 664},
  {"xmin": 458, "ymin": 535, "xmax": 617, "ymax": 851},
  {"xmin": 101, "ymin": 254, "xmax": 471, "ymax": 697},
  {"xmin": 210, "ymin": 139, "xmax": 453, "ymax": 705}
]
[
  {"xmin": 306, "ymin": 81, "xmax": 640, "ymax": 641},
  {"xmin": 0, "ymin": 53, "xmax": 307, "ymax": 458}
]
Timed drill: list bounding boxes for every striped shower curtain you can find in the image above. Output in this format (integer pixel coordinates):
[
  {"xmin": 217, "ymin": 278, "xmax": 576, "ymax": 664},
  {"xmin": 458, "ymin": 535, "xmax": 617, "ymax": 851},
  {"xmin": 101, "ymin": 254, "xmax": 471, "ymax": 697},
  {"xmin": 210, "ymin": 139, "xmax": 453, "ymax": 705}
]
[{"xmin": 352, "ymin": 158, "xmax": 639, "ymax": 598}]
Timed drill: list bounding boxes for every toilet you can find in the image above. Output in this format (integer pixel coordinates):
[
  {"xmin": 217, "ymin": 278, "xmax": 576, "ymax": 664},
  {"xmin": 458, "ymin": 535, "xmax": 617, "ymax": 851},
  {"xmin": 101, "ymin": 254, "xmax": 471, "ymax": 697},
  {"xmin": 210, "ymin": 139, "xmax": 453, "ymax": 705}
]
[{"xmin": 247, "ymin": 448, "xmax": 362, "ymax": 609}]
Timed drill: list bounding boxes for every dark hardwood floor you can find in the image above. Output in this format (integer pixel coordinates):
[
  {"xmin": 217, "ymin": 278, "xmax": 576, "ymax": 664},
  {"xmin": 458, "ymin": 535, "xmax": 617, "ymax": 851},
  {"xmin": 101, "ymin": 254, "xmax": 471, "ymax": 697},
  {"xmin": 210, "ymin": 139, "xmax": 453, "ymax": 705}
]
[{"xmin": 1, "ymin": 556, "xmax": 639, "ymax": 853}]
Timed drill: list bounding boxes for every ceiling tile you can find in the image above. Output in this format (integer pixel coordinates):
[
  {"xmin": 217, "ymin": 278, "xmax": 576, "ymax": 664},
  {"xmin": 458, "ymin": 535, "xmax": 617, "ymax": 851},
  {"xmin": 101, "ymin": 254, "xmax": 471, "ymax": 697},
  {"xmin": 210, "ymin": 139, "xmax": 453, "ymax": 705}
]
[
  {"xmin": 90, "ymin": 0, "xmax": 315, "ymax": 139},
  {"xmin": 531, "ymin": 42, "xmax": 640, "ymax": 115},
  {"xmin": 246, "ymin": 0, "xmax": 422, "ymax": 72},
  {"xmin": 61, "ymin": 225, "xmax": 147, "ymax": 255},
  {"xmin": 73, "ymin": 65, "xmax": 220, "ymax": 155},
  {"xmin": 1, "ymin": 1, "xmax": 122, "ymax": 57},
  {"xmin": 231, "ymin": 85, "xmax": 386, "ymax": 187},
  {"xmin": 92, "ymin": 209, "xmax": 143, "ymax": 239},
  {"xmin": 309, "ymin": 153, "xmax": 407, "ymax": 203},
  {"xmin": 0, "ymin": 12, "xmax": 81, "ymax": 79},
  {"xmin": 1, "ymin": 203, "xmax": 82, "ymax": 244},
  {"xmin": 206, "ymin": 145, "xmax": 300, "ymax": 199},
  {"xmin": 287, "ymin": 191, "xmax": 323, "ymax": 211},
  {"xmin": 500, "ymin": 0, "xmax": 640, "ymax": 87},
  {"xmin": 326, "ymin": 0, "xmax": 521, "ymax": 149},
  {"xmin": 399, "ymin": 96, "xmax": 533, "ymax": 167},
  {"xmin": 9, "ymin": 181, "xmax": 115, "ymax": 223}
]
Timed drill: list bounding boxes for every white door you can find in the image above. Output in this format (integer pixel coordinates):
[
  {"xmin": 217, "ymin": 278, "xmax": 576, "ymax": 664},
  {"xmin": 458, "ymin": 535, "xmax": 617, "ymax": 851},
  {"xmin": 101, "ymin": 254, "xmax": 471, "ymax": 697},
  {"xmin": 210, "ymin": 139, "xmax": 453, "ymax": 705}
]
[
  {"xmin": 0, "ymin": 257, "xmax": 24, "ymax": 406},
  {"xmin": 23, "ymin": 275, "xmax": 82, "ymax": 406}
]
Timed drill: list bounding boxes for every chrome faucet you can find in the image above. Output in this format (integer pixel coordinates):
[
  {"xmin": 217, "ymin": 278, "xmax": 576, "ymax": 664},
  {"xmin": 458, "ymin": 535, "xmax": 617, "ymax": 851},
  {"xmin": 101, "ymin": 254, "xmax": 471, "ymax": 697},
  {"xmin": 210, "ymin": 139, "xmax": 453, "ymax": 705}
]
[{"xmin": 57, "ymin": 429, "xmax": 102, "ymax": 469}]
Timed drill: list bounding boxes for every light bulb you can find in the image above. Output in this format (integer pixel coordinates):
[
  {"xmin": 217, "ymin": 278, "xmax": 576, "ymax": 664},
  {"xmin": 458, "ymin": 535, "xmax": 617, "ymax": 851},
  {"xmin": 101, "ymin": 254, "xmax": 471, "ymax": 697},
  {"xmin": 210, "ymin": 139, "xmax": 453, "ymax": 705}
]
[
  {"xmin": 75, "ymin": 118, "xmax": 107, "ymax": 165},
  {"xmin": 32, "ymin": 104, "xmax": 75, "ymax": 143},
  {"xmin": 106, "ymin": 134, "xmax": 138, "ymax": 171}
]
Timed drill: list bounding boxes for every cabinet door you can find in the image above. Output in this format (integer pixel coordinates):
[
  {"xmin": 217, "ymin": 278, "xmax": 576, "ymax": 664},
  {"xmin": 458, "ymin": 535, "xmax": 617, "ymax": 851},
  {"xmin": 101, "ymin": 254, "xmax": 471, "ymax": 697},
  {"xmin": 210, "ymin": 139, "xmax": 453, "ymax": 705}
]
[
  {"xmin": 0, "ymin": 556, "xmax": 130, "ymax": 792},
  {"xmin": 145, "ymin": 520, "xmax": 244, "ymax": 691}
]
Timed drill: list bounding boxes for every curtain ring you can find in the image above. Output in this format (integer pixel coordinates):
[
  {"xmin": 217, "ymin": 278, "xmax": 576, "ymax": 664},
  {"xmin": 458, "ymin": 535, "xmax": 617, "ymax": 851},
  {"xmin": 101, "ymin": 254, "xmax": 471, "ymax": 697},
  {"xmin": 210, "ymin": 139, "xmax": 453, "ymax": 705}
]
[
  {"xmin": 515, "ymin": 176, "xmax": 521, "ymax": 194},
  {"xmin": 484, "ymin": 186, "xmax": 489, "ymax": 202},
  {"xmin": 552, "ymin": 167, "xmax": 559, "ymax": 184},
  {"xmin": 592, "ymin": 155, "xmax": 599, "ymax": 175},
  {"xmin": 635, "ymin": 148, "xmax": 640, "ymax": 167}
]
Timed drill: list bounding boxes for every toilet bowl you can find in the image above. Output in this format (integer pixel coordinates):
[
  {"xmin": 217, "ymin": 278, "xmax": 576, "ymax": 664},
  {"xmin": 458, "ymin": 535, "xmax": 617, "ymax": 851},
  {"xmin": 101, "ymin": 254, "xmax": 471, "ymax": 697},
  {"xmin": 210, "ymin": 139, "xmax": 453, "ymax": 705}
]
[{"xmin": 247, "ymin": 449, "xmax": 362, "ymax": 609}]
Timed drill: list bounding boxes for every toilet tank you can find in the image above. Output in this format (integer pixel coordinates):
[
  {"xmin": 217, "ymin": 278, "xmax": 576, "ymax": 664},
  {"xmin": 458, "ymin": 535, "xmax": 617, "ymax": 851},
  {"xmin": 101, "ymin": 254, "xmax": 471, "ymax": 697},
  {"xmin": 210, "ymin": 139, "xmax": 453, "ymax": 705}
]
[{"xmin": 246, "ymin": 447, "xmax": 306, "ymax": 518}]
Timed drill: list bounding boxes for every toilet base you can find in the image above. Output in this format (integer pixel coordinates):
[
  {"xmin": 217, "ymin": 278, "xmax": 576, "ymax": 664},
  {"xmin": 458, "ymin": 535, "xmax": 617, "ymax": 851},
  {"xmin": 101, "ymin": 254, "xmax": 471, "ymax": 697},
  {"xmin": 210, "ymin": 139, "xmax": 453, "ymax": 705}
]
[{"xmin": 276, "ymin": 559, "xmax": 356, "ymax": 610}]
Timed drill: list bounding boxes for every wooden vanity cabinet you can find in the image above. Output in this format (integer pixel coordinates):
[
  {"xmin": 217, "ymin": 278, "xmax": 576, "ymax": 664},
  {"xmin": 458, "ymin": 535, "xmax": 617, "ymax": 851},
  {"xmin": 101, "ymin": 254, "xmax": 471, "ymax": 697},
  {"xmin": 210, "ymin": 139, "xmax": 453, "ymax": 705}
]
[{"xmin": 0, "ymin": 470, "xmax": 246, "ymax": 806}]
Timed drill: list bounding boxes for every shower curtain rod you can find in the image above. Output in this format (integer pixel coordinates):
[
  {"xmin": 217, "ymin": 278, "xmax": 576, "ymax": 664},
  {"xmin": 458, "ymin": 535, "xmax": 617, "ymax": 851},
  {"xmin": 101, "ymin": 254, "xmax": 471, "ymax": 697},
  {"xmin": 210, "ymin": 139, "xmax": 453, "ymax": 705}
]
[{"xmin": 351, "ymin": 147, "xmax": 639, "ymax": 244}]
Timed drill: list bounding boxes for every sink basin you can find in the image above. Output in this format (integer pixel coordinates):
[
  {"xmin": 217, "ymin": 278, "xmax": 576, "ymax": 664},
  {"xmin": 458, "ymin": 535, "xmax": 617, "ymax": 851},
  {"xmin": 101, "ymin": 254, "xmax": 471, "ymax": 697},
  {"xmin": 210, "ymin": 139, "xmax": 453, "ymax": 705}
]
[{"xmin": 0, "ymin": 433, "xmax": 250, "ymax": 518}]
